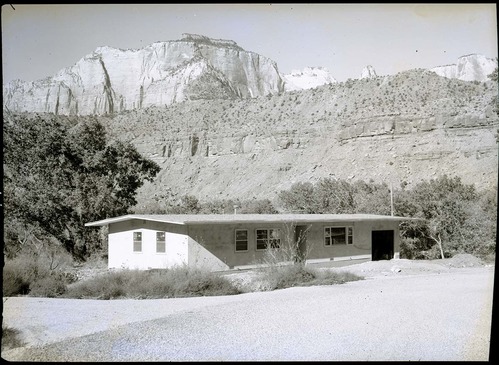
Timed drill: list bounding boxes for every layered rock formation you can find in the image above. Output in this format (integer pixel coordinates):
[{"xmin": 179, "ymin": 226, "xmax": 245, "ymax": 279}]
[
  {"xmin": 3, "ymin": 34, "xmax": 284, "ymax": 115},
  {"xmin": 282, "ymin": 67, "xmax": 337, "ymax": 91},
  {"xmin": 87, "ymin": 68, "xmax": 498, "ymax": 208},
  {"xmin": 430, "ymin": 54, "xmax": 497, "ymax": 82}
]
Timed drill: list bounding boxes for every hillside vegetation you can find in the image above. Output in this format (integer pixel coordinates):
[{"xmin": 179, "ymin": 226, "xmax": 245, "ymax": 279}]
[
  {"xmin": 88, "ymin": 69, "xmax": 499, "ymax": 206},
  {"xmin": 102, "ymin": 69, "xmax": 497, "ymax": 142}
]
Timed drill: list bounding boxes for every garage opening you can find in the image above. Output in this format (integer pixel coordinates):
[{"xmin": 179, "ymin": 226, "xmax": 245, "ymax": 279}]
[{"xmin": 372, "ymin": 230, "xmax": 394, "ymax": 261}]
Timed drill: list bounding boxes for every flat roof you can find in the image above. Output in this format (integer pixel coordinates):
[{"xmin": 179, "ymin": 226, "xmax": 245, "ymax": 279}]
[{"xmin": 85, "ymin": 213, "xmax": 419, "ymax": 227}]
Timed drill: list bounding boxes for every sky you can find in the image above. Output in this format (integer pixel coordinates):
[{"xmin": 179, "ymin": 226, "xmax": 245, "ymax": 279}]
[{"xmin": 2, "ymin": 3, "xmax": 498, "ymax": 84}]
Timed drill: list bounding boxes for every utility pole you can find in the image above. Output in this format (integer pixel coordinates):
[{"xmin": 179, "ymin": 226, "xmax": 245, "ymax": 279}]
[{"xmin": 390, "ymin": 182, "xmax": 394, "ymax": 216}]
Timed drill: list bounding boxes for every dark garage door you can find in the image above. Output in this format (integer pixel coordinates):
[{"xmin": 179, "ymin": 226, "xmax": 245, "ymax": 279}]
[{"xmin": 372, "ymin": 230, "xmax": 394, "ymax": 261}]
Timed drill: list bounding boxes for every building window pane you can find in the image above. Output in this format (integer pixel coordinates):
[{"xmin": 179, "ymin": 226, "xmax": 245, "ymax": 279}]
[
  {"xmin": 133, "ymin": 232, "xmax": 142, "ymax": 252},
  {"xmin": 256, "ymin": 229, "xmax": 268, "ymax": 250},
  {"xmin": 331, "ymin": 228, "xmax": 346, "ymax": 245},
  {"xmin": 324, "ymin": 227, "xmax": 350, "ymax": 245},
  {"xmin": 156, "ymin": 232, "xmax": 166, "ymax": 253},
  {"xmin": 269, "ymin": 229, "xmax": 281, "ymax": 249},
  {"xmin": 235, "ymin": 230, "xmax": 248, "ymax": 252},
  {"xmin": 256, "ymin": 229, "xmax": 281, "ymax": 250}
]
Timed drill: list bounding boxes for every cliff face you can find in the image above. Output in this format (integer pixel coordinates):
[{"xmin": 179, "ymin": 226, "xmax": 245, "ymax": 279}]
[
  {"xmin": 360, "ymin": 65, "xmax": 378, "ymax": 79},
  {"xmin": 282, "ymin": 67, "xmax": 337, "ymax": 91},
  {"xmin": 3, "ymin": 34, "xmax": 284, "ymax": 115},
  {"xmin": 91, "ymin": 69, "xmax": 498, "ymax": 208},
  {"xmin": 430, "ymin": 54, "xmax": 497, "ymax": 82}
]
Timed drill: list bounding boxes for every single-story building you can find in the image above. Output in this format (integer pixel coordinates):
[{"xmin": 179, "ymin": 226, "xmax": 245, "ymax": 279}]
[{"xmin": 85, "ymin": 214, "xmax": 418, "ymax": 271}]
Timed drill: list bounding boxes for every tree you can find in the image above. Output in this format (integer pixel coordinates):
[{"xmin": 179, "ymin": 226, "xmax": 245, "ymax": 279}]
[
  {"xmin": 278, "ymin": 178, "xmax": 356, "ymax": 214},
  {"xmin": 166, "ymin": 195, "xmax": 202, "ymax": 214},
  {"xmin": 3, "ymin": 113, "xmax": 161, "ymax": 260},
  {"xmin": 352, "ymin": 180, "xmax": 392, "ymax": 215},
  {"xmin": 394, "ymin": 175, "xmax": 487, "ymax": 259},
  {"xmin": 278, "ymin": 178, "xmax": 389, "ymax": 214},
  {"xmin": 315, "ymin": 178, "xmax": 356, "ymax": 213},
  {"xmin": 260, "ymin": 222, "xmax": 313, "ymax": 267},
  {"xmin": 278, "ymin": 182, "xmax": 319, "ymax": 213},
  {"xmin": 239, "ymin": 199, "xmax": 279, "ymax": 214}
]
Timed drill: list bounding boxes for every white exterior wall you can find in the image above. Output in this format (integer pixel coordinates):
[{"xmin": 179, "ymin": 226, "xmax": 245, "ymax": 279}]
[{"xmin": 108, "ymin": 221, "xmax": 189, "ymax": 270}]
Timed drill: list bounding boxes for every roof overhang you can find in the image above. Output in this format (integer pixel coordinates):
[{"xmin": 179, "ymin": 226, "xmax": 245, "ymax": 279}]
[{"xmin": 85, "ymin": 214, "xmax": 421, "ymax": 227}]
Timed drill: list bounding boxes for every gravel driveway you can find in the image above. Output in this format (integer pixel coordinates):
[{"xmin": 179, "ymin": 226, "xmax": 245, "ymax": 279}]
[{"xmin": 2, "ymin": 264, "xmax": 494, "ymax": 361}]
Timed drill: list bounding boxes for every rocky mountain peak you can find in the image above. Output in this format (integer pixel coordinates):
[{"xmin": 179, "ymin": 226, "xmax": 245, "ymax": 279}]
[
  {"xmin": 360, "ymin": 65, "xmax": 378, "ymax": 79},
  {"xmin": 430, "ymin": 54, "xmax": 497, "ymax": 82},
  {"xmin": 180, "ymin": 33, "xmax": 243, "ymax": 50},
  {"xmin": 3, "ymin": 34, "xmax": 284, "ymax": 115},
  {"xmin": 282, "ymin": 66, "xmax": 337, "ymax": 91}
]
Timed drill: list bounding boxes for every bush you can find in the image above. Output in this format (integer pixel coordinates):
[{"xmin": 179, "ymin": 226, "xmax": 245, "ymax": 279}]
[
  {"xmin": 1, "ymin": 325, "xmax": 26, "ymax": 351},
  {"xmin": 158, "ymin": 267, "xmax": 241, "ymax": 297},
  {"xmin": 2, "ymin": 250, "xmax": 75, "ymax": 297},
  {"xmin": 64, "ymin": 266, "xmax": 242, "ymax": 299},
  {"xmin": 2, "ymin": 254, "xmax": 48, "ymax": 296},
  {"xmin": 2, "ymin": 263, "xmax": 31, "ymax": 297},
  {"xmin": 28, "ymin": 273, "xmax": 69, "ymax": 298},
  {"xmin": 258, "ymin": 264, "xmax": 363, "ymax": 291}
]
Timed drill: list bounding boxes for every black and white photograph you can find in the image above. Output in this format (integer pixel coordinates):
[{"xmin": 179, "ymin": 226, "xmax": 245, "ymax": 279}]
[{"xmin": 2, "ymin": 3, "xmax": 497, "ymax": 361}]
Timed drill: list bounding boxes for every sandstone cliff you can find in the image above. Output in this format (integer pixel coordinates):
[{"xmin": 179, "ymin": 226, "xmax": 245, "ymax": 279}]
[
  {"xmin": 282, "ymin": 67, "xmax": 337, "ymax": 91},
  {"xmin": 360, "ymin": 65, "xmax": 378, "ymax": 79},
  {"xmin": 3, "ymin": 34, "xmax": 284, "ymax": 115},
  {"xmin": 430, "ymin": 54, "xmax": 497, "ymax": 82}
]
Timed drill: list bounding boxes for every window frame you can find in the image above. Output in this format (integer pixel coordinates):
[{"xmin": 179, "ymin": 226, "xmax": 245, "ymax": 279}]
[
  {"xmin": 235, "ymin": 229, "xmax": 249, "ymax": 252},
  {"xmin": 156, "ymin": 231, "xmax": 166, "ymax": 254},
  {"xmin": 347, "ymin": 226, "xmax": 353, "ymax": 246},
  {"xmin": 255, "ymin": 228, "xmax": 281, "ymax": 251},
  {"xmin": 324, "ymin": 226, "xmax": 354, "ymax": 246},
  {"xmin": 133, "ymin": 231, "xmax": 142, "ymax": 253}
]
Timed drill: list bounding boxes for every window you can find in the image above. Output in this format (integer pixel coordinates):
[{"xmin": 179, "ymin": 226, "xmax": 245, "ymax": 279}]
[
  {"xmin": 235, "ymin": 230, "xmax": 248, "ymax": 252},
  {"xmin": 325, "ymin": 226, "xmax": 354, "ymax": 246},
  {"xmin": 256, "ymin": 229, "xmax": 281, "ymax": 250},
  {"xmin": 347, "ymin": 227, "xmax": 353, "ymax": 245},
  {"xmin": 133, "ymin": 232, "xmax": 142, "ymax": 252},
  {"xmin": 156, "ymin": 232, "xmax": 166, "ymax": 253}
]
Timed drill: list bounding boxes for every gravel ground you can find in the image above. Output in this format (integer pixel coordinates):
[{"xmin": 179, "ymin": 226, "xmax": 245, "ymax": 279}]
[{"xmin": 2, "ymin": 256, "xmax": 495, "ymax": 361}]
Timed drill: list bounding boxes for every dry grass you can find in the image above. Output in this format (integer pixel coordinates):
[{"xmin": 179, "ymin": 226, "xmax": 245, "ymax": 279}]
[
  {"xmin": 63, "ymin": 266, "xmax": 242, "ymax": 299},
  {"xmin": 256, "ymin": 263, "xmax": 363, "ymax": 291},
  {"xmin": 1, "ymin": 325, "xmax": 26, "ymax": 351}
]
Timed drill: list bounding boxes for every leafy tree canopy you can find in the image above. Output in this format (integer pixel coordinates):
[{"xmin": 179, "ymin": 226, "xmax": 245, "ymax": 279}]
[
  {"xmin": 277, "ymin": 175, "xmax": 495, "ymax": 260},
  {"xmin": 3, "ymin": 112, "xmax": 160, "ymax": 260}
]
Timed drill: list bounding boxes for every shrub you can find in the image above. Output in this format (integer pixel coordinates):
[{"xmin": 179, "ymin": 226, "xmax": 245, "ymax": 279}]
[
  {"xmin": 2, "ymin": 262, "xmax": 31, "ymax": 297},
  {"xmin": 2, "ymin": 250, "xmax": 75, "ymax": 297},
  {"xmin": 159, "ymin": 267, "xmax": 241, "ymax": 297},
  {"xmin": 252, "ymin": 222, "xmax": 364, "ymax": 291},
  {"xmin": 2, "ymin": 254, "xmax": 50, "ymax": 296},
  {"xmin": 28, "ymin": 273, "xmax": 69, "ymax": 298},
  {"xmin": 258, "ymin": 264, "xmax": 363, "ymax": 291},
  {"xmin": 64, "ymin": 266, "xmax": 241, "ymax": 299},
  {"xmin": 1, "ymin": 325, "xmax": 26, "ymax": 351}
]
